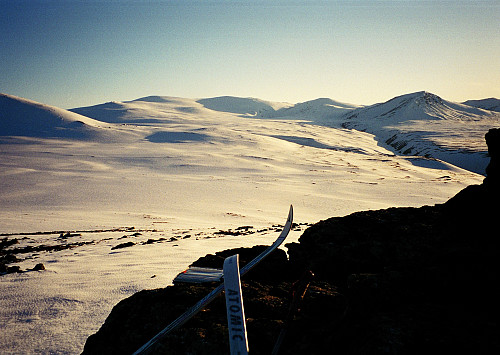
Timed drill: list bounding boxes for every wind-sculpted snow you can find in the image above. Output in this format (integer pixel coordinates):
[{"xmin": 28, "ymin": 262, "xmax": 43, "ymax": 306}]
[{"xmin": 70, "ymin": 101, "xmax": 138, "ymax": 123}]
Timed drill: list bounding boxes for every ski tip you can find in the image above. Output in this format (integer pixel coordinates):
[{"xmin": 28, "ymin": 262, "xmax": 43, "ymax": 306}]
[{"xmin": 288, "ymin": 204, "xmax": 293, "ymax": 223}]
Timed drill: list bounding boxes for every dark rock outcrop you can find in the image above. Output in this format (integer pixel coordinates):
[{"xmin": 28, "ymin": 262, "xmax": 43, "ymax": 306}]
[
  {"xmin": 82, "ymin": 129, "xmax": 500, "ymax": 355},
  {"xmin": 32, "ymin": 263, "xmax": 45, "ymax": 271},
  {"xmin": 484, "ymin": 128, "xmax": 500, "ymax": 188},
  {"xmin": 111, "ymin": 242, "xmax": 135, "ymax": 250}
]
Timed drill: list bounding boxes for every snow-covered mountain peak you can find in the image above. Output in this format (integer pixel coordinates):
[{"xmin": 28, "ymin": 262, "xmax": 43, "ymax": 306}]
[
  {"xmin": 257, "ymin": 97, "xmax": 361, "ymax": 122},
  {"xmin": 344, "ymin": 91, "xmax": 496, "ymax": 124},
  {"xmin": 300, "ymin": 97, "xmax": 358, "ymax": 109},
  {"xmin": 413, "ymin": 91, "xmax": 444, "ymax": 106},
  {"xmin": 132, "ymin": 96, "xmax": 175, "ymax": 103},
  {"xmin": 376, "ymin": 91, "xmax": 445, "ymax": 115},
  {"xmin": 130, "ymin": 96, "xmax": 197, "ymax": 106}
]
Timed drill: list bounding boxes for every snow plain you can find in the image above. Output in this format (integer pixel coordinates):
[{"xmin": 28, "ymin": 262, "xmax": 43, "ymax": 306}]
[{"xmin": 0, "ymin": 92, "xmax": 497, "ymax": 354}]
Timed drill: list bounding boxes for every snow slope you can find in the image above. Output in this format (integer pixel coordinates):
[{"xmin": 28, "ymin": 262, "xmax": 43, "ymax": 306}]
[
  {"xmin": 463, "ymin": 98, "xmax": 500, "ymax": 113},
  {"xmin": 0, "ymin": 93, "xmax": 126, "ymax": 141},
  {"xmin": 70, "ymin": 96, "xmax": 221, "ymax": 124},
  {"xmin": 260, "ymin": 97, "xmax": 361, "ymax": 122},
  {"xmin": 341, "ymin": 91, "xmax": 500, "ymax": 174},
  {"xmin": 0, "ymin": 92, "xmax": 489, "ymax": 354},
  {"xmin": 196, "ymin": 96, "xmax": 292, "ymax": 116}
]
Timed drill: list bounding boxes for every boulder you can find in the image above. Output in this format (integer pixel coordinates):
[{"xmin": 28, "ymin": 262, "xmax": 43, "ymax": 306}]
[{"xmin": 32, "ymin": 263, "xmax": 45, "ymax": 271}]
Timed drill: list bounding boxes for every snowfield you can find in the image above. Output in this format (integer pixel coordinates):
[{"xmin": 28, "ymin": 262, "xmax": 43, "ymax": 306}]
[{"xmin": 0, "ymin": 91, "xmax": 498, "ymax": 354}]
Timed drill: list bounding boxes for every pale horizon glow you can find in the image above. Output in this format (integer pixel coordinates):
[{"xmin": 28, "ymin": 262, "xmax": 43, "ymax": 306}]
[{"xmin": 1, "ymin": 0, "xmax": 499, "ymax": 109}]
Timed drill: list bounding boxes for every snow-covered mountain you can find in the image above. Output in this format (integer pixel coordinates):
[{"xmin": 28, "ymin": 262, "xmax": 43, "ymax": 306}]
[
  {"xmin": 463, "ymin": 98, "xmax": 500, "ymax": 113},
  {"xmin": 344, "ymin": 91, "xmax": 494, "ymax": 122},
  {"xmin": 196, "ymin": 96, "xmax": 292, "ymax": 115},
  {"xmin": 0, "ymin": 93, "xmax": 118, "ymax": 140},
  {"xmin": 259, "ymin": 97, "xmax": 361, "ymax": 121},
  {"xmin": 341, "ymin": 91, "xmax": 500, "ymax": 174},
  {"xmin": 70, "ymin": 96, "xmax": 218, "ymax": 124}
]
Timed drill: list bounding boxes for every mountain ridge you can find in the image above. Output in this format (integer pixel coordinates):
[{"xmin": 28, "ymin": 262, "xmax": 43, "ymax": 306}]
[
  {"xmin": 463, "ymin": 98, "xmax": 500, "ymax": 113},
  {"xmin": 196, "ymin": 96, "xmax": 292, "ymax": 115},
  {"xmin": 344, "ymin": 91, "xmax": 496, "ymax": 123},
  {"xmin": 66, "ymin": 91, "xmax": 499, "ymax": 124}
]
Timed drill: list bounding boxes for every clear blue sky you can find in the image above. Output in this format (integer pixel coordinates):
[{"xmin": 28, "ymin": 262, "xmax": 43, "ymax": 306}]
[{"xmin": 1, "ymin": 0, "xmax": 499, "ymax": 109}]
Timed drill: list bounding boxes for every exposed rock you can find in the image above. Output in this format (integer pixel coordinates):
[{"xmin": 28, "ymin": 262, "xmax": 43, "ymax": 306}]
[
  {"xmin": 484, "ymin": 128, "xmax": 500, "ymax": 189},
  {"xmin": 443, "ymin": 128, "xmax": 499, "ymax": 236},
  {"xmin": 111, "ymin": 242, "xmax": 135, "ymax": 250},
  {"xmin": 58, "ymin": 232, "xmax": 82, "ymax": 239},
  {"xmin": 1, "ymin": 238, "xmax": 21, "ymax": 274},
  {"xmin": 32, "ymin": 263, "xmax": 45, "ymax": 271},
  {"xmin": 1, "ymin": 237, "xmax": 19, "ymax": 249},
  {"xmin": 189, "ymin": 246, "xmax": 293, "ymax": 282},
  {"xmin": 5, "ymin": 265, "xmax": 22, "ymax": 274}
]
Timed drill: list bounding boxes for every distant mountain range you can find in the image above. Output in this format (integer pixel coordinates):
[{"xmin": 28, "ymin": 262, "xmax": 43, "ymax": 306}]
[{"xmin": 2, "ymin": 91, "xmax": 499, "ymax": 175}]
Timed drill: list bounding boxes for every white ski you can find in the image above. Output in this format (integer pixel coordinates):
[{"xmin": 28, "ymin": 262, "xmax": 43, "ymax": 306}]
[
  {"xmin": 133, "ymin": 205, "xmax": 293, "ymax": 355},
  {"xmin": 223, "ymin": 254, "xmax": 249, "ymax": 355}
]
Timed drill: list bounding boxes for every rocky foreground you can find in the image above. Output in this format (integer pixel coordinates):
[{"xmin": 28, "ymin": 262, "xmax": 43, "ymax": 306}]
[{"xmin": 83, "ymin": 129, "xmax": 500, "ymax": 355}]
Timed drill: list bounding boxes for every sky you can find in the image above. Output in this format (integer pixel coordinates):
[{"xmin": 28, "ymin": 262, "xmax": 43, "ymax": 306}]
[{"xmin": 1, "ymin": 0, "xmax": 499, "ymax": 109}]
